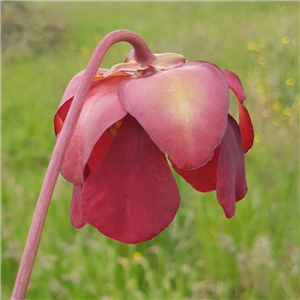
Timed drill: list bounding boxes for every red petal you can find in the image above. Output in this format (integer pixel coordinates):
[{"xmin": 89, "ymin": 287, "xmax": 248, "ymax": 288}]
[
  {"xmin": 60, "ymin": 77, "xmax": 127, "ymax": 185},
  {"xmin": 172, "ymin": 146, "xmax": 220, "ymax": 192},
  {"xmin": 54, "ymin": 100, "xmax": 72, "ymax": 135},
  {"xmin": 222, "ymin": 69, "xmax": 254, "ymax": 153},
  {"xmin": 238, "ymin": 103, "xmax": 254, "ymax": 153},
  {"xmin": 117, "ymin": 61, "xmax": 229, "ymax": 170},
  {"xmin": 84, "ymin": 132, "xmax": 112, "ymax": 179},
  {"xmin": 216, "ymin": 115, "xmax": 247, "ymax": 218},
  {"xmin": 70, "ymin": 185, "xmax": 87, "ymax": 228},
  {"xmin": 81, "ymin": 119, "xmax": 180, "ymax": 244}
]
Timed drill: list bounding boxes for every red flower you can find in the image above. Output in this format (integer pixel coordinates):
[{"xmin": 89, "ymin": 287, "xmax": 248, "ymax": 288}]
[{"xmin": 54, "ymin": 39, "xmax": 254, "ymax": 244}]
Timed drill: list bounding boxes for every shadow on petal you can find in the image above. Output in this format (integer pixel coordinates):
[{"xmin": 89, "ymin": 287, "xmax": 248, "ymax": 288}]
[
  {"xmin": 216, "ymin": 115, "xmax": 248, "ymax": 218},
  {"xmin": 171, "ymin": 146, "xmax": 220, "ymax": 193},
  {"xmin": 58, "ymin": 77, "xmax": 127, "ymax": 185},
  {"xmin": 82, "ymin": 119, "xmax": 180, "ymax": 244},
  {"xmin": 172, "ymin": 115, "xmax": 247, "ymax": 219}
]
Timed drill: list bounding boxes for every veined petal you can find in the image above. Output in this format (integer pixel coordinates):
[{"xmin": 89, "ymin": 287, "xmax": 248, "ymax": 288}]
[
  {"xmin": 216, "ymin": 115, "xmax": 247, "ymax": 218},
  {"xmin": 70, "ymin": 185, "xmax": 86, "ymax": 228},
  {"xmin": 82, "ymin": 119, "xmax": 180, "ymax": 244},
  {"xmin": 222, "ymin": 69, "xmax": 254, "ymax": 153},
  {"xmin": 172, "ymin": 146, "xmax": 220, "ymax": 192},
  {"xmin": 117, "ymin": 61, "xmax": 229, "ymax": 170},
  {"xmin": 60, "ymin": 77, "xmax": 127, "ymax": 185}
]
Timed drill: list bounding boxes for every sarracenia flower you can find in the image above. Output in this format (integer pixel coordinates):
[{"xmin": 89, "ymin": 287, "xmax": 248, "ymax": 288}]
[{"xmin": 54, "ymin": 30, "xmax": 254, "ymax": 244}]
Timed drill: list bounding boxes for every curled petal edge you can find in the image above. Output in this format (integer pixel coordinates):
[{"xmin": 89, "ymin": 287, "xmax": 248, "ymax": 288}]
[{"xmin": 222, "ymin": 69, "xmax": 254, "ymax": 153}]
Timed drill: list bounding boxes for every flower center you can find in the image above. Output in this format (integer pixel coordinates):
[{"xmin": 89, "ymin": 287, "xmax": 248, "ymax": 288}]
[
  {"xmin": 136, "ymin": 66, "xmax": 158, "ymax": 77},
  {"xmin": 106, "ymin": 121, "xmax": 122, "ymax": 139},
  {"xmin": 104, "ymin": 52, "xmax": 186, "ymax": 78}
]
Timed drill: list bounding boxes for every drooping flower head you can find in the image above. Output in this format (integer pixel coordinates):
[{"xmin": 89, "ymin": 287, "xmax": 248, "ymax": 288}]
[{"xmin": 54, "ymin": 30, "xmax": 254, "ymax": 244}]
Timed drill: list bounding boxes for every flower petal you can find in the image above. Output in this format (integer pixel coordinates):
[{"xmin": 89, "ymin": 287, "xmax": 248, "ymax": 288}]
[
  {"xmin": 54, "ymin": 100, "xmax": 72, "ymax": 135},
  {"xmin": 216, "ymin": 115, "xmax": 247, "ymax": 218},
  {"xmin": 84, "ymin": 132, "xmax": 112, "ymax": 179},
  {"xmin": 124, "ymin": 49, "xmax": 136, "ymax": 63},
  {"xmin": 59, "ymin": 70, "xmax": 86, "ymax": 108},
  {"xmin": 54, "ymin": 69, "xmax": 108, "ymax": 135},
  {"xmin": 104, "ymin": 62, "xmax": 147, "ymax": 77},
  {"xmin": 60, "ymin": 77, "xmax": 127, "ymax": 185},
  {"xmin": 56, "ymin": 69, "xmax": 108, "ymax": 109},
  {"xmin": 124, "ymin": 50, "xmax": 186, "ymax": 69},
  {"xmin": 117, "ymin": 61, "xmax": 229, "ymax": 170},
  {"xmin": 150, "ymin": 53, "xmax": 186, "ymax": 69},
  {"xmin": 222, "ymin": 69, "xmax": 254, "ymax": 153},
  {"xmin": 171, "ymin": 146, "xmax": 220, "ymax": 192},
  {"xmin": 70, "ymin": 185, "xmax": 86, "ymax": 228},
  {"xmin": 81, "ymin": 119, "xmax": 180, "ymax": 244}
]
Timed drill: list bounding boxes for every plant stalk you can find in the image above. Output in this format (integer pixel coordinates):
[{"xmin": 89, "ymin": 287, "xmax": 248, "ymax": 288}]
[{"xmin": 11, "ymin": 29, "xmax": 155, "ymax": 300}]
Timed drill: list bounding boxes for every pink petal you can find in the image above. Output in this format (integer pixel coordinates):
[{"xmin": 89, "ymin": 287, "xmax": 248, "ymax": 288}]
[
  {"xmin": 56, "ymin": 69, "xmax": 108, "ymax": 110},
  {"xmin": 222, "ymin": 69, "xmax": 254, "ymax": 153},
  {"xmin": 171, "ymin": 146, "xmax": 220, "ymax": 192},
  {"xmin": 70, "ymin": 185, "xmax": 86, "ymax": 228},
  {"xmin": 117, "ymin": 61, "xmax": 229, "ymax": 170},
  {"xmin": 216, "ymin": 115, "xmax": 247, "ymax": 218},
  {"xmin": 59, "ymin": 70, "xmax": 86, "ymax": 107},
  {"xmin": 81, "ymin": 119, "xmax": 180, "ymax": 244},
  {"xmin": 60, "ymin": 77, "xmax": 127, "ymax": 185},
  {"xmin": 54, "ymin": 69, "xmax": 108, "ymax": 135}
]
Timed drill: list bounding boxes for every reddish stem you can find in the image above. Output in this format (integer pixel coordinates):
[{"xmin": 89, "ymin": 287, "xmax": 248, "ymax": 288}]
[{"xmin": 11, "ymin": 29, "xmax": 155, "ymax": 300}]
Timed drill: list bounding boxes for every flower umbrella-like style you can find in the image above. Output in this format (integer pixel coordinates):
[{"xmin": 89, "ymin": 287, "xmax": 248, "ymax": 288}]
[
  {"xmin": 12, "ymin": 30, "xmax": 254, "ymax": 299},
  {"xmin": 54, "ymin": 35, "xmax": 254, "ymax": 244}
]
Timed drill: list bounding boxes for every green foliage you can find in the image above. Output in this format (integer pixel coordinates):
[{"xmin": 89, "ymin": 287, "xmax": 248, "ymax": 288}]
[{"xmin": 2, "ymin": 2, "xmax": 299, "ymax": 299}]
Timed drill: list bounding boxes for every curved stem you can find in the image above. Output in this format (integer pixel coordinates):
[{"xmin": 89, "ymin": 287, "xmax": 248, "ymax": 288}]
[{"xmin": 11, "ymin": 29, "xmax": 154, "ymax": 300}]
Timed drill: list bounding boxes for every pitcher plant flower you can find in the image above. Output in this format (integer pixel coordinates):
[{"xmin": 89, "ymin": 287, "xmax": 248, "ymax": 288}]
[
  {"xmin": 12, "ymin": 30, "xmax": 253, "ymax": 299},
  {"xmin": 54, "ymin": 32, "xmax": 254, "ymax": 244}
]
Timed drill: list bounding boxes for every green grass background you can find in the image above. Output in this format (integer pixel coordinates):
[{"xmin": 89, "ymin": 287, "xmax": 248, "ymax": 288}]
[{"xmin": 2, "ymin": 2, "xmax": 299, "ymax": 299}]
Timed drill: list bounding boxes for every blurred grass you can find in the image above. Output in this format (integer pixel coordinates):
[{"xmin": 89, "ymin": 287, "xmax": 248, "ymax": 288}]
[{"xmin": 1, "ymin": 2, "xmax": 299, "ymax": 299}]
